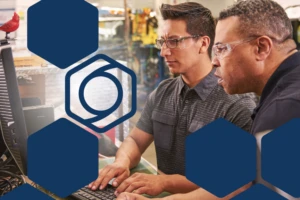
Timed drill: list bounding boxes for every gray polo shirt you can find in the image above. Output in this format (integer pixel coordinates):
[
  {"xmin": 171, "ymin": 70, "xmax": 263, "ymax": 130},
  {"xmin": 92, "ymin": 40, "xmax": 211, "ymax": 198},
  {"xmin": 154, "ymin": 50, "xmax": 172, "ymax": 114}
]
[{"xmin": 136, "ymin": 69, "xmax": 256, "ymax": 175}]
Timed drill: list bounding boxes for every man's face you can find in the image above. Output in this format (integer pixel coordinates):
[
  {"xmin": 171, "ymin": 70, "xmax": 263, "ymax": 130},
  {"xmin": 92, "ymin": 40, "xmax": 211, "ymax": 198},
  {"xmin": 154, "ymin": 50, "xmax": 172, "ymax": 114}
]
[
  {"xmin": 159, "ymin": 20, "xmax": 203, "ymax": 75},
  {"xmin": 213, "ymin": 17, "xmax": 259, "ymax": 94}
]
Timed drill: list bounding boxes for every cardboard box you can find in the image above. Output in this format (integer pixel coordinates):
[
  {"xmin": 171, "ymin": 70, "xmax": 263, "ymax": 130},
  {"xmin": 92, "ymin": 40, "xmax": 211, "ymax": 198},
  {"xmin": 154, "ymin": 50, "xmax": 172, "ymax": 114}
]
[{"xmin": 14, "ymin": 55, "xmax": 47, "ymax": 67}]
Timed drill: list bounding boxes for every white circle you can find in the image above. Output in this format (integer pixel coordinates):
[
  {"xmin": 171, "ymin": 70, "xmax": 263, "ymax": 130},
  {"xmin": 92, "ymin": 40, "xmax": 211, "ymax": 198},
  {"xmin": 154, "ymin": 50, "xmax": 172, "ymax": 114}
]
[{"xmin": 84, "ymin": 76, "xmax": 118, "ymax": 111}]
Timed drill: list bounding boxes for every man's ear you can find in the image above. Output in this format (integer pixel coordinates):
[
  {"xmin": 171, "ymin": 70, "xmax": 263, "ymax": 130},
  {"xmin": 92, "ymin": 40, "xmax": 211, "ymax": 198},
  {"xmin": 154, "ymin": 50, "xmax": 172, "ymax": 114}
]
[
  {"xmin": 199, "ymin": 36, "xmax": 210, "ymax": 54},
  {"xmin": 255, "ymin": 36, "xmax": 273, "ymax": 61}
]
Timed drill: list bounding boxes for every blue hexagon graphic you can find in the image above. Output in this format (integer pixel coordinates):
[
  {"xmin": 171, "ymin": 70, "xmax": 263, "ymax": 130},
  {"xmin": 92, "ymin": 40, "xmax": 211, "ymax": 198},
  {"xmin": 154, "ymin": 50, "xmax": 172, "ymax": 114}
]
[
  {"xmin": 232, "ymin": 184, "xmax": 287, "ymax": 200},
  {"xmin": 0, "ymin": 184, "xmax": 54, "ymax": 200},
  {"xmin": 27, "ymin": 118, "xmax": 98, "ymax": 198},
  {"xmin": 28, "ymin": 0, "xmax": 98, "ymax": 69},
  {"xmin": 65, "ymin": 54, "xmax": 137, "ymax": 133},
  {"xmin": 186, "ymin": 118, "xmax": 256, "ymax": 198},
  {"xmin": 261, "ymin": 118, "xmax": 300, "ymax": 198}
]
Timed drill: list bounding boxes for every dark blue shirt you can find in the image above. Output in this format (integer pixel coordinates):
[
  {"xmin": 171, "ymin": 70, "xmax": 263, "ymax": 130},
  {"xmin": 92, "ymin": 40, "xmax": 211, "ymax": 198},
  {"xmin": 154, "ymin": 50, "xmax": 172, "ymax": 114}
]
[{"xmin": 251, "ymin": 51, "xmax": 300, "ymax": 134}]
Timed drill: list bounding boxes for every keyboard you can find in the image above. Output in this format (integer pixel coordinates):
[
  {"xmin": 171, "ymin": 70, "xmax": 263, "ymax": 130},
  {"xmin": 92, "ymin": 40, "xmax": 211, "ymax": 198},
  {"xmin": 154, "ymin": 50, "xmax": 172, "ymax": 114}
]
[{"xmin": 70, "ymin": 185, "xmax": 116, "ymax": 200}]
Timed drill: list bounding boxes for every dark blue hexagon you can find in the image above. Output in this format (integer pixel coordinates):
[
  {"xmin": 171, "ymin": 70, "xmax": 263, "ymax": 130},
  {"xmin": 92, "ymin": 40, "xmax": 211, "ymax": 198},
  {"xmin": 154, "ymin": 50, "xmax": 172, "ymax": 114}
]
[
  {"xmin": 0, "ymin": 184, "xmax": 54, "ymax": 200},
  {"xmin": 28, "ymin": 1, "xmax": 98, "ymax": 69},
  {"xmin": 232, "ymin": 184, "xmax": 287, "ymax": 200},
  {"xmin": 261, "ymin": 118, "xmax": 300, "ymax": 198},
  {"xmin": 186, "ymin": 118, "xmax": 256, "ymax": 198},
  {"xmin": 65, "ymin": 54, "xmax": 137, "ymax": 133},
  {"xmin": 27, "ymin": 118, "xmax": 98, "ymax": 198}
]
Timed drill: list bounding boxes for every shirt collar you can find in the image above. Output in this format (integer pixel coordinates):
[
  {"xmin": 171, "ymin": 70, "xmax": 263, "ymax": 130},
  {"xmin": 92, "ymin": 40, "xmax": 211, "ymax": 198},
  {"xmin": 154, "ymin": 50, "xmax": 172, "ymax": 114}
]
[{"xmin": 177, "ymin": 68, "xmax": 218, "ymax": 101}]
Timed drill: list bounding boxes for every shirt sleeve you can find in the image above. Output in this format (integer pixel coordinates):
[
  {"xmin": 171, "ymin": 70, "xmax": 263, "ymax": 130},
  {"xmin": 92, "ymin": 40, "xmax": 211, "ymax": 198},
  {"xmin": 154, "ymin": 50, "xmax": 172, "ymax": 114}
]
[
  {"xmin": 225, "ymin": 95, "xmax": 257, "ymax": 133},
  {"xmin": 136, "ymin": 89, "xmax": 157, "ymax": 135}
]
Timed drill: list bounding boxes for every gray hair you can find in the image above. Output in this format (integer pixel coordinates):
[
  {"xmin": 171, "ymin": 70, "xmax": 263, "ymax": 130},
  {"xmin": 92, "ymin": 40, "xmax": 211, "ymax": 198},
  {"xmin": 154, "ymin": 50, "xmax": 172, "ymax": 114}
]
[{"xmin": 219, "ymin": 0, "xmax": 293, "ymax": 45}]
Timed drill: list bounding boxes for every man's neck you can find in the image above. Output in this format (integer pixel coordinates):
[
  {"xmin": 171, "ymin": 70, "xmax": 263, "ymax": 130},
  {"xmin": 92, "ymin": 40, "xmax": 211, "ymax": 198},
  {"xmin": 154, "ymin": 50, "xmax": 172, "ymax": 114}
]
[
  {"xmin": 181, "ymin": 62, "xmax": 213, "ymax": 88},
  {"xmin": 257, "ymin": 48, "xmax": 298, "ymax": 95}
]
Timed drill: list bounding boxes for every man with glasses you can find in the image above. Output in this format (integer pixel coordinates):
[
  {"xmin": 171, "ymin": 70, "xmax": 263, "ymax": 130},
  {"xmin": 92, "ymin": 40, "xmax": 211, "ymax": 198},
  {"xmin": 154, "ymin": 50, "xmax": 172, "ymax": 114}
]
[
  {"xmin": 212, "ymin": 0, "xmax": 300, "ymax": 134},
  {"xmin": 89, "ymin": 2, "xmax": 256, "ymax": 198}
]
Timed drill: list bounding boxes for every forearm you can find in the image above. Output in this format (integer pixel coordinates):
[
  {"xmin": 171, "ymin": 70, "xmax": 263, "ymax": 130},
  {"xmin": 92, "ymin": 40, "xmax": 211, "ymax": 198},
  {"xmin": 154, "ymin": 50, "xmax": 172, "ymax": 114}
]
[
  {"xmin": 115, "ymin": 136, "xmax": 142, "ymax": 169},
  {"xmin": 161, "ymin": 174, "xmax": 199, "ymax": 194}
]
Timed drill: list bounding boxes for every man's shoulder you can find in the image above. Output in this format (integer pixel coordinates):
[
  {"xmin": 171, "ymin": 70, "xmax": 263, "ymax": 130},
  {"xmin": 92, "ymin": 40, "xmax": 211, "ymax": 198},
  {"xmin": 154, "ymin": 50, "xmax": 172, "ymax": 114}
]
[
  {"xmin": 278, "ymin": 65, "xmax": 300, "ymax": 100},
  {"xmin": 157, "ymin": 77, "xmax": 179, "ymax": 88},
  {"xmin": 146, "ymin": 77, "xmax": 179, "ymax": 102},
  {"xmin": 211, "ymin": 84, "xmax": 258, "ymax": 106},
  {"xmin": 154, "ymin": 77, "xmax": 180, "ymax": 94}
]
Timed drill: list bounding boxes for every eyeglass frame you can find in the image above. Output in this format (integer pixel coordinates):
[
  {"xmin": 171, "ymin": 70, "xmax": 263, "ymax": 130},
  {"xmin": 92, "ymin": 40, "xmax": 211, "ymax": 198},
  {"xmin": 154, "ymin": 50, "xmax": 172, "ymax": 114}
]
[
  {"xmin": 212, "ymin": 36, "xmax": 259, "ymax": 60},
  {"xmin": 155, "ymin": 35, "xmax": 202, "ymax": 49}
]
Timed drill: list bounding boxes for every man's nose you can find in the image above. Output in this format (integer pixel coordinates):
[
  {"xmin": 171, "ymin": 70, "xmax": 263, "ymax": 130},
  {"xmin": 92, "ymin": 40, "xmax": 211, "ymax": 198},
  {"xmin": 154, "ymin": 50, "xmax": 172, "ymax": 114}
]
[
  {"xmin": 160, "ymin": 44, "xmax": 171, "ymax": 57},
  {"xmin": 212, "ymin": 56, "xmax": 220, "ymax": 68}
]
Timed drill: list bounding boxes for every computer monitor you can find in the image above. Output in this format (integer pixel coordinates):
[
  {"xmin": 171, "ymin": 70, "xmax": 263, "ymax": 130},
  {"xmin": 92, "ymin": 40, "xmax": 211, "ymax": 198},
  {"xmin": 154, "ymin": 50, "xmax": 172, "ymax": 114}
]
[{"xmin": 0, "ymin": 39, "xmax": 28, "ymax": 175}]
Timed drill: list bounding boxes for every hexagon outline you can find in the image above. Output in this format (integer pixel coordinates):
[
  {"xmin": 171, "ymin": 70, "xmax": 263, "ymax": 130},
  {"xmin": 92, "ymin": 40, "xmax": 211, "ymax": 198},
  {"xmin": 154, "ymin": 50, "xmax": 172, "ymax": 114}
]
[
  {"xmin": 65, "ymin": 54, "xmax": 137, "ymax": 133},
  {"xmin": 79, "ymin": 68, "xmax": 123, "ymax": 120}
]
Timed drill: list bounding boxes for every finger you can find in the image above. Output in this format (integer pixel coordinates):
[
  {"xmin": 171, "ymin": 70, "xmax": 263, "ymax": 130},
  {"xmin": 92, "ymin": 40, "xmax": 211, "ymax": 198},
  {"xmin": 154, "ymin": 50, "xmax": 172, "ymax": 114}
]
[
  {"xmin": 118, "ymin": 192, "xmax": 149, "ymax": 200},
  {"xmin": 116, "ymin": 192, "xmax": 138, "ymax": 200},
  {"xmin": 88, "ymin": 169, "xmax": 103, "ymax": 188},
  {"xmin": 91, "ymin": 167, "xmax": 113, "ymax": 190},
  {"xmin": 116, "ymin": 192, "xmax": 130, "ymax": 200},
  {"xmin": 115, "ymin": 177, "xmax": 134, "ymax": 195},
  {"xmin": 100, "ymin": 167, "xmax": 125, "ymax": 189},
  {"xmin": 124, "ymin": 182, "xmax": 145, "ymax": 193},
  {"xmin": 113, "ymin": 170, "xmax": 130, "ymax": 187},
  {"xmin": 133, "ymin": 187, "xmax": 148, "ymax": 195}
]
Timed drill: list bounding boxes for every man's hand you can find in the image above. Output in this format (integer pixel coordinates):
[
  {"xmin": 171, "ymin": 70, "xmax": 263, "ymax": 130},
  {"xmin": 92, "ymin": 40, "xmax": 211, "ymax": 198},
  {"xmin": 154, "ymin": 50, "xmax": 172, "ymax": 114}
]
[
  {"xmin": 115, "ymin": 173, "xmax": 165, "ymax": 196},
  {"xmin": 116, "ymin": 192, "xmax": 152, "ymax": 200},
  {"xmin": 88, "ymin": 162, "xmax": 130, "ymax": 190}
]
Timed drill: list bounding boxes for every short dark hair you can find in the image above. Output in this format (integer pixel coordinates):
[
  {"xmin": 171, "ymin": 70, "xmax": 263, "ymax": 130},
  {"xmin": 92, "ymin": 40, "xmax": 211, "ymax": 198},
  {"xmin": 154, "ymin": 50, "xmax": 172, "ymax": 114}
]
[
  {"xmin": 160, "ymin": 2, "xmax": 216, "ymax": 58},
  {"xmin": 219, "ymin": 0, "xmax": 293, "ymax": 44}
]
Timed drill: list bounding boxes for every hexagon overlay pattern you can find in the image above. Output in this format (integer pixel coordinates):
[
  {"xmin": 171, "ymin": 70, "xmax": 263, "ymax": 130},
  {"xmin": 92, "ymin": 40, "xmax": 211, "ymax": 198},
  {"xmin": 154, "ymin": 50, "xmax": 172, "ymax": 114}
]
[
  {"xmin": 262, "ymin": 118, "xmax": 300, "ymax": 198},
  {"xmin": 0, "ymin": 184, "xmax": 54, "ymax": 200},
  {"xmin": 186, "ymin": 118, "xmax": 256, "ymax": 198},
  {"xmin": 27, "ymin": 118, "xmax": 98, "ymax": 198},
  {"xmin": 232, "ymin": 184, "xmax": 287, "ymax": 200},
  {"xmin": 28, "ymin": 0, "xmax": 98, "ymax": 69},
  {"xmin": 65, "ymin": 54, "xmax": 137, "ymax": 133}
]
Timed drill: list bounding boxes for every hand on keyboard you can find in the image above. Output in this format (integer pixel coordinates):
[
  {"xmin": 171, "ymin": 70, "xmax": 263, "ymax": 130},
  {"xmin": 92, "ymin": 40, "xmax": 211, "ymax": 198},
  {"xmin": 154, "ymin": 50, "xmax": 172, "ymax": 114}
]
[
  {"xmin": 71, "ymin": 185, "xmax": 117, "ymax": 200},
  {"xmin": 115, "ymin": 173, "xmax": 165, "ymax": 197},
  {"xmin": 88, "ymin": 162, "xmax": 130, "ymax": 191}
]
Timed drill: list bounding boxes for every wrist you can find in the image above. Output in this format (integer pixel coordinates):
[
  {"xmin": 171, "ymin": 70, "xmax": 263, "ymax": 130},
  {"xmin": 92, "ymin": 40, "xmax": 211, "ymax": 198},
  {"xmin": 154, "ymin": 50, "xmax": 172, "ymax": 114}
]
[
  {"xmin": 160, "ymin": 175, "xmax": 171, "ymax": 192},
  {"xmin": 114, "ymin": 157, "xmax": 131, "ymax": 168}
]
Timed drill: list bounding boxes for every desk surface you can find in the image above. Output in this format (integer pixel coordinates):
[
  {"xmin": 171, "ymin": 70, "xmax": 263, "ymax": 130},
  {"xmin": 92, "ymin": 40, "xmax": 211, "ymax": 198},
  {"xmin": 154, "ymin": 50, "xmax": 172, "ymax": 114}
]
[{"xmin": 99, "ymin": 157, "xmax": 158, "ymax": 176}]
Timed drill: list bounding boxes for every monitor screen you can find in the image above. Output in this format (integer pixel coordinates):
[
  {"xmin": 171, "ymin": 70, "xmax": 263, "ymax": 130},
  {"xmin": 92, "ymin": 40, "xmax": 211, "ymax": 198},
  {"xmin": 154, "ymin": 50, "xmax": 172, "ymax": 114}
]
[{"xmin": 0, "ymin": 39, "xmax": 28, "ymax": 175}]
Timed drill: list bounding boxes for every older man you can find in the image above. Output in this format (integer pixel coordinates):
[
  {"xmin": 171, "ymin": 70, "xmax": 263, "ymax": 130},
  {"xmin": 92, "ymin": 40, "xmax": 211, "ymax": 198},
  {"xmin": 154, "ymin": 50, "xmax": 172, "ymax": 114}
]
[{"xmin": 213, "ymin": 0, "xmax": 300, "ymax": 134}]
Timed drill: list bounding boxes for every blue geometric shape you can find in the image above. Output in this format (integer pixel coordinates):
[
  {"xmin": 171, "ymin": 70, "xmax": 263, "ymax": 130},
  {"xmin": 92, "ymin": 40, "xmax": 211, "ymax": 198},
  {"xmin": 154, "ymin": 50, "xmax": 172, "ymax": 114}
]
[
  {"xmin": 232, "ymin": 184, "xmax": 287, "ymax": 200},
  {"xmin": 186, "ymin": 118, "xmax": 256, "ymax": 198},
  {"xmin": 0, "ymin": 184, "xmax": 54, "ymax": 200},
  {"xmin": 261, "ymin": 118, "xmax": 300, "ymax": 198},
  {"xmin": 27, "ymin": 0, "xmax": 98, "ymax": 69},
  {"xmin": 79, "ymin": 69, "xmax": 123, "ymax": 119},
  {"xmin": 27, "ymin": 118, "xmax": 98, "ymax": 198},
  {"xmin": 65, "ymin": 54, "xmax": 137, "ymax": 133}
]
